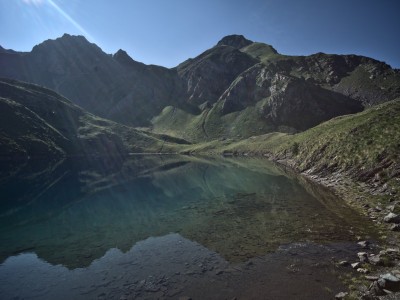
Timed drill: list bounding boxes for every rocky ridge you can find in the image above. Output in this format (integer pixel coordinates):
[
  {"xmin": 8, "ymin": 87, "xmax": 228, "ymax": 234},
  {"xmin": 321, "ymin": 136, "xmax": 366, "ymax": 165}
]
[
  {"xmin": 1, "ymin": 34, "xmax": 399, "ymax": 142},
  {"xmin": 0, "ymin": 78, "xmax": 184, "ymax": 160}
]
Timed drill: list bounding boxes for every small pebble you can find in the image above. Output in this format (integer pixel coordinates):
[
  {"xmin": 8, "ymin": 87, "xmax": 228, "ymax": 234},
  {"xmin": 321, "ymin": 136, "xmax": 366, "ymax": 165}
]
[
  {"xmin": 335, "ymin": 291, "xmax": 348, "ymax": 299},
  {"xmin": 357, "ymin": 268, "xmax": 369, "ymax": 274},
  {"xmin": 358, "ymin": 241, "xmax": 370, "ymax": 248}
]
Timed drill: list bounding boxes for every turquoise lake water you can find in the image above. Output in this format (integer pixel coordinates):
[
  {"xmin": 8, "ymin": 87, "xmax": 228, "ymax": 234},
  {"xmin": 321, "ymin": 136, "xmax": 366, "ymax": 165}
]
[{"xmin": 0, "ymin": 155, "xmax": 377, "ymax": 299}]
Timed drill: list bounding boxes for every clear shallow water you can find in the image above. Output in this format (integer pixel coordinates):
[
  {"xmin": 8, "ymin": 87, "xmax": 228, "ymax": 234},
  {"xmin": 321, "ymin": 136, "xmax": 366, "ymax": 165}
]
[{"xmin": 0, "ymin": 155, "xmax": 377, "ymax": 299}]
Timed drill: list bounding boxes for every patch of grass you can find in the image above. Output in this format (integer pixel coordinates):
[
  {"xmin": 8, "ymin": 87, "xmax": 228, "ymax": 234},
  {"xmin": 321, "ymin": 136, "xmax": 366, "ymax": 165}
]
[
  {"xmin": 184, "ymin": 99, "xmax": 400, "ymax": 193},
  {"xmin": 240, "ymin": 42, "xmax": 282, "ymax": 63},
  {"xmin": 152, "ymin": 100, "xmax": 275, "ymax": 143}
]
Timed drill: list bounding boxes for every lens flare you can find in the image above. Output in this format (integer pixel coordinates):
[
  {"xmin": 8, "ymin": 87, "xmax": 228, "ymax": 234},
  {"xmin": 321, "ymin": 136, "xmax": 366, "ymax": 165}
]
[
  {"xmin": 46, "ymin": 0, "xmax": 95, "ymax": 41},
  {"xmin": 21, "ymin": 0, "xmax": 95, "ymax": 42}
]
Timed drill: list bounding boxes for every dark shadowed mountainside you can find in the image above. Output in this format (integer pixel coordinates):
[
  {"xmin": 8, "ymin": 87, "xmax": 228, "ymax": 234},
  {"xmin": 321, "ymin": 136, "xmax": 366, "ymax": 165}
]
[
  {"xmin": 1, "ymin": 34, "xmax": 399, "ymax": 142},
  {"xmin": 0, "ymin": 78, "xmax": 187, "ymax": 160}
]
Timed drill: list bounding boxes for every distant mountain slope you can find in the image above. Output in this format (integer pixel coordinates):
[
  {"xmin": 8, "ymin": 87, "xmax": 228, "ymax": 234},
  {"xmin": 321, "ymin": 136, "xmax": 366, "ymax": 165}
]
[
  {"xmin": 189, "ymin": 99, "xmax": 400, "ymax": 194},
  {"xmin": 0, "ymin": 79, "xmax": 185, "ymax": 159},
  {"xmin": 255, "ymin": 53, "xmax": 400, "ymax": 107},
  {"xmin": 0, "ymin": 34, "xmax": 188, "ymax": 127},
  {"xmin": 153, "ymin": 62, "xmax": 363, "ymax": 141},
  {"xmin": 1, "ymin": 34, "xmax": 399, "ymax": 142},
  {"xmin": 176, "ymin": 42, "xmax": 258, "ymax": 106}
]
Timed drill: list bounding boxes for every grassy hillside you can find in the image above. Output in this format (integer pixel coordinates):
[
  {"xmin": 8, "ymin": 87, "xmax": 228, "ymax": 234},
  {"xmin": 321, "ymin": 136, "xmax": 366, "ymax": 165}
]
[
  {"xmin": 2, "ymin": 34, "xmax": 400, "ymax": 142},
  {"xmin": 185, "ymin": 99, "xmax": 400, "ymax": 195},
  {"xmin": 152, "ymin": 101, "xmax": 274, "ymax": 142},
  {"xmin": 0, "ymin": 97, "xmax": 66, "ymax": 158},
  {"xmin": 240, "ymin": 42, "xmax": 282, "ymax": 63},
  {"xmin": 0, "ymin": 79, "xmax": 187, "ymax": 159}
]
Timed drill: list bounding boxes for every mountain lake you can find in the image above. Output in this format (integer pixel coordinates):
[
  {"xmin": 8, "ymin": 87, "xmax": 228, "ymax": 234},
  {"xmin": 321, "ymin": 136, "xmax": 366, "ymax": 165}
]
[{"xmin": 0, "ymin": 155, "xmax": 378, "ymax": 299}]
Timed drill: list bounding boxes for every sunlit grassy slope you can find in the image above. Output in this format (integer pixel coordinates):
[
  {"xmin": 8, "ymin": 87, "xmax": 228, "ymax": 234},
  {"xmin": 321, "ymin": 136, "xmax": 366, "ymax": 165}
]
[{"xmin": 186, "ymin": 99, "xmax": 400, "ymax": 193}]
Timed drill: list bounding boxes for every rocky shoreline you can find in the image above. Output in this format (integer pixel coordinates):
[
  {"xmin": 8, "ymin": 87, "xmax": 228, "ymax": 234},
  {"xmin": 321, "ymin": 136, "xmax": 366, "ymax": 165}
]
[{"xmin": 273, "ymin": 157, "xmax": 400, "ymax": 299}]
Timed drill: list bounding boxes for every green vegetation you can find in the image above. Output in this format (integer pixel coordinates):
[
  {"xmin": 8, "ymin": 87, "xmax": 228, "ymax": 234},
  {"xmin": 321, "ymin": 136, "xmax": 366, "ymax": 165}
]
[
  {"xmin": 1, "ymin": 36, "xmax": 400, "ymax": 193},
  {"xmin": 0, "ymin": 79, "xmax": 186, "ymax": 159},
  {"xmin": 240, "ymin": 42, "xmax": 282, "ymax": 63},
  {"xmin": 184, "ymin": 99, "xmax": 400, "ymax": 194}
]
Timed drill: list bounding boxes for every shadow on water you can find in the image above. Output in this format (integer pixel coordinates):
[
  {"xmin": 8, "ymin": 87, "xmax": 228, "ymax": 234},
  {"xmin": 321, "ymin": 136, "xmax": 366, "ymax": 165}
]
[{"xmin": 0, "ymin": 155, "xmax": 378, "ymax": 299}]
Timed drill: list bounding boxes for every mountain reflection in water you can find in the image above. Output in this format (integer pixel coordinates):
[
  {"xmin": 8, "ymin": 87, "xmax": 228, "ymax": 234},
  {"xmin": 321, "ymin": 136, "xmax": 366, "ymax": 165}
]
[{"xmin": 0, "ymin": 155, "xmax": 377, "ymax": 299}]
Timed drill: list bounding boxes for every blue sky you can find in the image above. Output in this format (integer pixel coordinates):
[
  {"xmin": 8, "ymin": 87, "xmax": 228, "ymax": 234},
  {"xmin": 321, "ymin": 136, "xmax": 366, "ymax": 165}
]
[{"xmin": 1, "ymin": 0, "xmax": 399, "ymax": 68}]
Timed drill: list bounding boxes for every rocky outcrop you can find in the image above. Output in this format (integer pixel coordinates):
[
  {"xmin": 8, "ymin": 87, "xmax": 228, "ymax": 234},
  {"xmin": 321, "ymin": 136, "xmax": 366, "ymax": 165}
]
[
  {"xmin": 260, "ymin": 75, "xmax": 363, "ymax": 131},
  {"xmin": 177, "ymin": 44, "xmax": 258, "ymax": 106},
  {"xmin": 219, "ymin": 64, "xmax": 363, "ymax": 131},
  {"xmin": 267, "ymin": 53, "xmax": 400, "ymax": 106},
  {"xmin": 113, "ymin": 49, "xmax": 146, "ymax": 70},
  {"xmin": 1, "ymin": 34, "xmax": 399, "ymax": 140},
  {"xmin": 216, "ymin": 34, "xmax": 253, "ymax": 49}
]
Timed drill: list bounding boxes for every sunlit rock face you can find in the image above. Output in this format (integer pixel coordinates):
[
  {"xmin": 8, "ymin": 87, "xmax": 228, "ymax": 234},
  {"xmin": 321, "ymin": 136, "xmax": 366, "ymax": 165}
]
[
  {"xmin": 177, "ymin": 46, "xmax": 258, "ymax": 106},
  {"xmin": 219, "ymin": 65, "xmax": 363, "ymax": 130}
]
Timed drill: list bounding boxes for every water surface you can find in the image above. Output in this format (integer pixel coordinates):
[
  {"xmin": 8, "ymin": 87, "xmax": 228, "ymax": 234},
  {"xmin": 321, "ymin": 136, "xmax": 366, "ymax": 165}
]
[{"xmin": 0, "ymin": 155, "xmax": 377, "ymax": 299}]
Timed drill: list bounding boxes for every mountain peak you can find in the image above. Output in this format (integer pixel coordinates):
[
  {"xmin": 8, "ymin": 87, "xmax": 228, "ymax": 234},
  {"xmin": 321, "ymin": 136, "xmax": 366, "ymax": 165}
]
[
  {"xmin": 32, "ymin": 34, "xmax": 91, "ymax": 52},
  {"xmin": 216, "ymin": 35, "xmax": 253, "ymax": 49},
  {"xmin": 60, "ymin": 33, "xmax": 87, "ymax": 41},
  {"xmin": 114, "ymin": 49, "xmax": 130, "ymax": 58},
  {"xmin": 113, "ymin": 49, "xmax": 145, "ymax": 68},
  {"xmin": 113, "ymin": 49, "xmax": 134, "ymax": 63}
]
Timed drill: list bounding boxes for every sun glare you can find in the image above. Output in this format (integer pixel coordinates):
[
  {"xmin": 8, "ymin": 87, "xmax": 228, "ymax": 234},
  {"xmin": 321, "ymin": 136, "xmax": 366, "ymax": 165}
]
[{"xmin": 21, "ymin": 0, "xmax": 95, "ymax": 42}]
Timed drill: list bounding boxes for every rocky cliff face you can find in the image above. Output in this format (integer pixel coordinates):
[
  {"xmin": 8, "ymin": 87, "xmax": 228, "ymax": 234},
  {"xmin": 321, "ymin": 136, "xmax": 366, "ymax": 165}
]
[
  {"xmin": 264, "ymin": 53, "xmax": 400, "ymax": 107},
  {"xmin": 219, "ymin": 64, "xmax": 363, "ymax": 130},
  {"xmin": 177, "ymin": 45, "xmax": 258, "ymax": 106},
  {"xmin": 1, "ymin": 34, "xmax": 399, "ymax": 142},
  {"xmin": 216, "ymin": 34, "xmax": 253, "ymax": 49}
]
